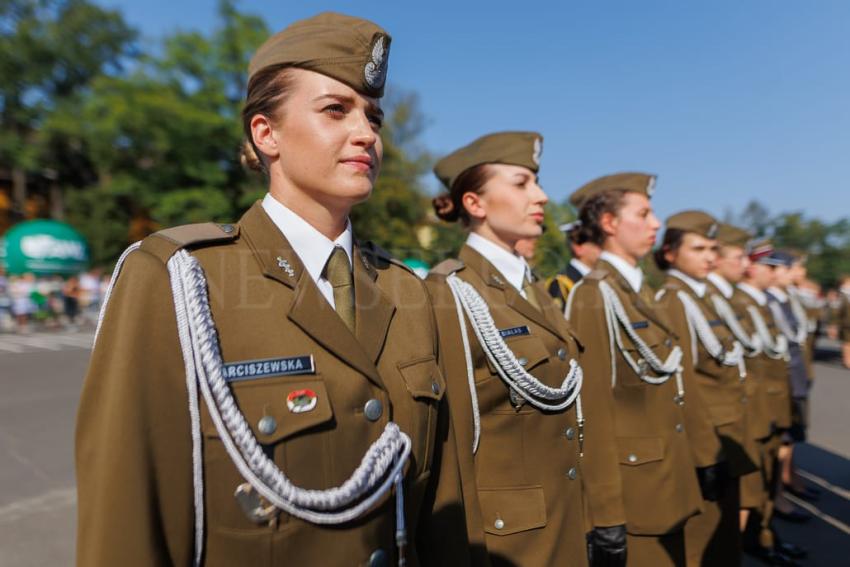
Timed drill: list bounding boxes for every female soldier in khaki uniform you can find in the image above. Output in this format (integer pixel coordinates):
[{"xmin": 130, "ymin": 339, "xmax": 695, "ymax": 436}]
[
  {"xmin": 566, "ymin": 174, "xmax": 723, "ymax": 567},
  {"xmin": 76, "ymin": 13, "xmax": 462, "ymax": 567},
  {"xmin": 424, "ymin": 132, "xmax": 606, "ymax": 566},
  {"xmin": 654, "ymin": 211, "xmax": 759, "ymax": 566}
]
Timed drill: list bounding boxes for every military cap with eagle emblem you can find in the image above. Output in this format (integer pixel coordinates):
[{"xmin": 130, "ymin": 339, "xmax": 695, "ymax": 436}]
[
  {"xmin": 434, "ymin": 131, "xmax": 543, "ymax": 191},
  {"xmin": 248, "ymin": 12, "xmax": 391, "ymax": 98},
  {"xmin": 664, "ymin": 210, "xmax": 720, "ymax": 239},
  {"xmin": 569, "ymin": 172, "xmax": 657, "ymax": 210}
]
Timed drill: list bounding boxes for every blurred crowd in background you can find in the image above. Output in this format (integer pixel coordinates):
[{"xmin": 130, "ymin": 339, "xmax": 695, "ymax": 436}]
[{"xmin": 0, "ymin": 268, "xmax": 109, "ymax": 334}]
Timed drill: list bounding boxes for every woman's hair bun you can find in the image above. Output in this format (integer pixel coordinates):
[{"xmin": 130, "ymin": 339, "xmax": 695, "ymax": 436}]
[
  {"xmin": 240, "ymin": 139, "xmax": 265, "ymax": 173},
  {"xmin": 432, "ymin": 193, "xmax": 459, "ymax": 222}
]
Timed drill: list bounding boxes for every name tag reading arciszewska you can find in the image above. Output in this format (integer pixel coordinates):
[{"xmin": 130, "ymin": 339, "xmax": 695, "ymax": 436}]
[{"xmin": 223, "ymin": 355, "xmax": 315, "ymax": 382}]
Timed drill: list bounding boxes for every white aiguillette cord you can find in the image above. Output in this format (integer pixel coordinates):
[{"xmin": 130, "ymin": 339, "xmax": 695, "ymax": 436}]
[
  {"xmin": 747, "ymin": 305, "xmax": 789, "ymax": 361},
  {"xmin": 597, "ymin": 281, "xmax": 685, "ymax": 399},
  {"xmin": 770, "ymin": 298, "xmax": 808, "ymax": 346},
  {"xmin": 677, "ymin": 291, "xmax": 747, "ymax": 379},
  {"xmin": 98, "ymin": 245, "xmax": 411, "ymax": 567},
  {"xmin": 710, "ymin": 293, "xmax": 761, "ymax": 356},
  {"xmin": 446, "ymin": 274, "xmax": 583, "ymax": 454}
]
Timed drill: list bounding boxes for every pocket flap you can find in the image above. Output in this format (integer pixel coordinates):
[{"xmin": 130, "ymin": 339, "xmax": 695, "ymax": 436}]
[
  {"xmin": 708, "ymin": 404, "xmax": 742, "ymax": 427},
  {"xmin": 618, "ymin": 436, "xmax": 665, "ymax": 466},
  {"xmin": 486, "ymin": 334, "xmax": 550, "ymax": 375},
  {"xmin": 397, "ymin": 355, "xmax": 446, "ymax": 401},
  {"xmin": 479, "ymin": 486, "xmax": 547, "ymax": 536},
  {"xmin": 204, "ymin": 377, "xmax": 334, "ymax": 445}
]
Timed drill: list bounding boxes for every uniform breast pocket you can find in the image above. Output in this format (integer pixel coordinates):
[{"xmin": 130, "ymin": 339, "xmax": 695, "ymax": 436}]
[
  {"xmin": 397, "ymin": 355, "xmax": 446, "ymax": 474},
  {"xmin": 478, "ymin": 486, "xmax": 547, "ymax": 536},
  {"xmin": 484, "ymin": 334, "xmax": 550, "ymax": 378},
  {"xmin": 619, "ymin": 323, "xmax": 671, "ymax": 388},
  {"xmin": 201, "ymin": 377, "xmax": 335, "ymax": 532}
]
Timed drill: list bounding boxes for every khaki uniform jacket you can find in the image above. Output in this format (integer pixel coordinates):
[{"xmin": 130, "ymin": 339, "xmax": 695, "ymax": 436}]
[
  {"xmin": 658, "ymin": 276, "xmax": 757, "ymax": 478},
  {"xmin": 76, "ymin": 203, "xmax": 463, "ymax": 567},
  {"xmin": 425, "ymin": 245, "xmax": 588, "ymax": 567},
  {"xmin": 567, "ymin": 260, "xmax": 715, "ymax": 536},
  {"xmin": 735, "ymin": 289, "xmax": 792, "ymax": 431}
]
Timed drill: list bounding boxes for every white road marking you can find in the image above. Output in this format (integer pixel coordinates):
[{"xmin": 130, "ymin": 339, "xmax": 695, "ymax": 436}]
[
  {"xmin": 797, "ymin": 468, "xmax": 850, "ymax": 501},
  {"xmin": 0, "ymin": 488, "xmax": 76, "ymax": 524},
  {"xmin": 785, "ymin": 492, "xmax": 850, "ymax": 536}
]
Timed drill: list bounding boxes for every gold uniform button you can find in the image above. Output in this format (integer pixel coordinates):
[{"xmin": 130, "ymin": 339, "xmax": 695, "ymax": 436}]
[
  {"xmin": 364, "ymin": 399, "xmax": 383, "ymax": 422},
  {"xmin": 557, "ymin": 347, "xmax": 567, "ymax": 361},
  {"xmin": 257, "ymin": 416, "xmax": 277, "ymax": 435},
  {"xmin": 494, "ymin": 518, "xmax": 505, "ymax": 530},
  {"xmin": 628, "ymin": 454, "xmax": 638, "ymax": 463}
]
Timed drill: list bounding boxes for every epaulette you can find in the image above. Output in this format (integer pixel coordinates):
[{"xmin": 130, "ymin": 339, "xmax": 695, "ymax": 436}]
[
  {"xmin": 584, "ymin": 269, "xmax": 608, "ymax": 281},
  {"xmin": 140, "ymin": 222, "xmax": 239, "ymax": 262},
  {"xmin": 431, "ymin": 258, "xmax": 465, "ymax": 277}
]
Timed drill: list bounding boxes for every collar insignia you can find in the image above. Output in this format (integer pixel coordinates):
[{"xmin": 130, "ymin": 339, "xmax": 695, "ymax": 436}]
[{"xmin": 276, "ymin": 256, "xmax": 295, "ymax": 278}]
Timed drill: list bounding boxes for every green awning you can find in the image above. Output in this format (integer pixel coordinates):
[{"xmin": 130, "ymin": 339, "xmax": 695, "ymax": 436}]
[{"xmin": 1, "ymin": 219, "xmax": 89, "ymax": 275}]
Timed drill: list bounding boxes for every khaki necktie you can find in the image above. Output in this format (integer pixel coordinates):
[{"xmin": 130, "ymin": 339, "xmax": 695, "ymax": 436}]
[
  {"xmin": 325, "ymin": 246, "xmax": 355, "ymax": 332},
  {"xmin": 523, "ymin": 275, "xmax": 541, "ymax": 311}
]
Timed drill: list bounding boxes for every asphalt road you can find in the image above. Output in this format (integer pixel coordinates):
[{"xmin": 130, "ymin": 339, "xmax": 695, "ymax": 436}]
[{"xmin": 0, "ymin": 333, "xmax": 848, "ymax": 566}]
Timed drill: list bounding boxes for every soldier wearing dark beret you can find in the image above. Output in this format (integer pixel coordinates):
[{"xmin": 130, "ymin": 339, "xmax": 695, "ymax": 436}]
[
  {"xmin": 76, "ymin": 13, "xmax": 464, "ymax": 567},
  {"xmin": 425, "ymin": 132, "xmax": 601, "ymax": 566},
  {"xmin": 566, "ymin": 176, "xmax": 720, "ymax": 567}
]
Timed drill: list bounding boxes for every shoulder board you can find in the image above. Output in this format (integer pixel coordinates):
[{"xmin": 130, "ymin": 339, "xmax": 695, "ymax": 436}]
[
  {"xmin": 431, "ymin": 258, "xmax": 465, "ymax": 277},
  {"xmin": 358, "ymin": 240, "xmax": 395, "ymax": 271},
  {"xmin": 141, "ymin": 222, "xmax": 238, "ymax": 262},
  {"xmin": 584, "ymin": 269, "xmax": 607, "ymax": 281}
]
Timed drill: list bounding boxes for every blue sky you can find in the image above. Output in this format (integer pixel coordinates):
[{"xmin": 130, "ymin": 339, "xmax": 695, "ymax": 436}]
[{"xmin": 100, "ymin": 0, "xmax": 850, "ymax": 223}]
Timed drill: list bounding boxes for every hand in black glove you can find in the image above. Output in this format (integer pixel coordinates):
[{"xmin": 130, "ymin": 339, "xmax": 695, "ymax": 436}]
[
  {"xmin": 586, "ymin": 524, "xmax": 627, "ymax": 567},
  {"xmin": 696, "ymin": 461, "xmax": 729, "ymax": 502}
]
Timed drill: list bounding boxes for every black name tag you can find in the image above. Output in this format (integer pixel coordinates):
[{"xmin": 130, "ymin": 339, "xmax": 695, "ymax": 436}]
[
  {"xmin": 223, "ymin": 355, "xmax": 315, "ymax": 382},
  {"xmin": 709, "ymin": 319, "xmax": 724, "ymax": 327},
  {"xmin": 500, "ymin": 325, "xmax": 530, "ymax": 338},
  {"xmin": 631, "ymin": 321, "xmax": 649, "ymax": 330}
]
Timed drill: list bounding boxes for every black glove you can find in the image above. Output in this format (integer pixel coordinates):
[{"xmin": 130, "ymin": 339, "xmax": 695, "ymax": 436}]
[
  {"xmin": 586, "ymin": 524, "xmax": 627, "ymax": 567},
  {"xmin": 696, "ymin": 461, "xmax": 729, "ymax": 502}
]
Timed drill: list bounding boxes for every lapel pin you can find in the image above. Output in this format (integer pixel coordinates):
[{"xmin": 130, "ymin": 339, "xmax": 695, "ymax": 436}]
[{"xmin": 276, "ymin": 256, "xmax": 295, "ymax": 278}]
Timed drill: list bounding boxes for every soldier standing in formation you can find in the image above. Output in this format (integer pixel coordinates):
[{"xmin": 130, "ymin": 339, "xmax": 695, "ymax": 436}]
[
  {"xmin": 565, "ymin": 174, "xmax": 722, "ymax": 567},
  {"xmin": 77, "ymin": 12, "xmax": 463, "ymax": 567},
  {"xmin": 425, "ymin": 132, "xmax": 593, "ymax": 565},
  {"xmin": 653, "ymin": 212, "xmax": 757, "ymax": 566},
  {"xmin": 547, "ymin": 219, "xmax": 601, "ymax": 312}
]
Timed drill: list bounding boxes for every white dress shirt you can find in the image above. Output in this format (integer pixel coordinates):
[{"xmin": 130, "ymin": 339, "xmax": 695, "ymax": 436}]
[
  {"xmin": 569, "ymin": 258, "xmax": 592, "ymax": 277},
  {"xmin": 466, "ymin": 233, "xmax": 532, "ymax": 297},
  {"xmin": 707, "ymin": 272, "xmax": 734, "ymax": 299},
  {"xmin": 262, "ymin": 193, "xmax": 353, "ymax": 308},
  {"xmin": 668, "ymin": 269, "xmax": 707, "ymax": 298},
  {"xmin": 738, "ymin": 283, "xmax": 768, "ymax": 306},
  {"xmin": 599, "ymin": 251, "xmax": 643, "ymax": 293}
]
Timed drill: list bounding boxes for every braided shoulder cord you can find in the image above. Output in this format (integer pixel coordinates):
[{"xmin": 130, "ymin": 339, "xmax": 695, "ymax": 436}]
[
  {"xmin": 448, "ymin": 275, "xmax": 482, "ymax": 454},
  {"xmin": 789, "ymin": 290, "xmax": 816, "ymax": 334},
  {"xmin": 769, "ymin": 300, "xmax": 806, "ymax": 345},
  {"xmin": 94, "ymin": 241, "xmax": 142, "ymax": 345},
  {"xmin": 747, "ymin": 305, "xmax": 790, "ymax": 360},
  {"xmin": 710, "ymin": 294, "xmax": 761, "ymax": 355},
  {"xmin": 446, "ymin": 275, "xmax": 583, "ymax": 413},
  {"xmin": 677, "ymin": 291, "xmax": 746, "ymax": 379},
  {"xmin": 597, "ymin": 281, "xmax": 685, "ymax": 399},
  {"xmin": 167, "ymin": 250, "xmax": 411, "ymax": 565}
]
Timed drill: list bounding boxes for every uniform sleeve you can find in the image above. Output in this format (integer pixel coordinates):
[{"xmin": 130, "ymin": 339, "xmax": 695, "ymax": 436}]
[
  {"xmin": 566, "ymin": 282, "xmax": 627, "ymax": 528},
  {"xmin": 656, "ymin": 292, "xmax": 724, "ymax": 468},
  {"xmin": 416, "ymin": 278, "xmax": 486, "ymax": 566},
  {"xmin": 75, "ymin": 249, "xmax": 194, "ymax": 566}
]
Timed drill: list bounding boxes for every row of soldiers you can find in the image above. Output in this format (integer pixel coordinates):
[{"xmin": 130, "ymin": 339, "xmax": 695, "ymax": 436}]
[{"xmin": 537, "ymin": 177, "xmax": 828, "ymax": 566}]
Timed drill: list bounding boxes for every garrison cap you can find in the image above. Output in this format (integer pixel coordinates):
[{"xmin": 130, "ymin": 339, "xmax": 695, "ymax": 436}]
[
  {"xmin": 434, "ymin": 131, "xmax": 542, "ymax": 190},
  {"xmin": 569, "ymin": 172, "xmax": 657, "ymax": 210},
  {"xmin": 248, "ymin": 12, "xmax": 391, "ymax": 98},
  {"xmin": 716, "ymin": 223, "xmax": 751, "ymax": 248},
  {"xmin": 665, "ymin": 210, "xmax": 720, "ymax": 239}
]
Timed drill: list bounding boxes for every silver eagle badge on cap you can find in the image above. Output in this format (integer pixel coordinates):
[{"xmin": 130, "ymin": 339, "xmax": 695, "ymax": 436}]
[
  {"xmin": 364, "ymin": 35, "xmax": 389, "ymax": 89},
  {"xmin": 532, "ymin": 137, "xmax": 543, "ymax": 166}
]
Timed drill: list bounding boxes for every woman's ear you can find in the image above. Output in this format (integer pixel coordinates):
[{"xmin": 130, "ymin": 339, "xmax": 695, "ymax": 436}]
[
  {"xmin": 663, "ymin": 246, "xmax": 677, "ymax": 265},
  {"xmin": 599, "ymin": 211, "xmax": 619, "ymax": 238},
  {"xmin": 461, "ymin": 192, "xmax": 486, "ymax": 221},
  {"xmin": 250, "ymin": 114, "xmax": 280, "ymax": 159}
]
